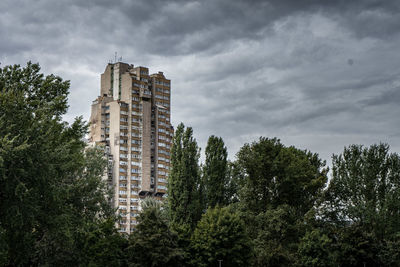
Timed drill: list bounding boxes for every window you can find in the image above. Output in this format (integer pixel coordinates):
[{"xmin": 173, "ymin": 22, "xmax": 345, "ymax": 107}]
[
  {"xmin": 131, "ymin": 146, "xmax": 141, "ymax": 152},
  {"xmin": 132, "ymin": 139, "xmax": 141, "ymax": 145}
]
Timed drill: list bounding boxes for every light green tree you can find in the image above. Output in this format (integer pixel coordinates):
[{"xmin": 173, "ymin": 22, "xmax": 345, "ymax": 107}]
[{"xmin": 191, "ymin": 206, "xmax": 251, "ymax": 267}]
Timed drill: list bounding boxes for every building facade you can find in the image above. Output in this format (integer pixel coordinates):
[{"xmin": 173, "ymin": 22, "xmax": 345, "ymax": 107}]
[{"xmin": 89, "ymin": 62, "xmax": 173, "ymax": 233}]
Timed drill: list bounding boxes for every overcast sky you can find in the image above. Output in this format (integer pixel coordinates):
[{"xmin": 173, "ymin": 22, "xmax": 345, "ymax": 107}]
[{"xmin": 1, "ymin": 0, "xmax": 400, "ymax": 164}]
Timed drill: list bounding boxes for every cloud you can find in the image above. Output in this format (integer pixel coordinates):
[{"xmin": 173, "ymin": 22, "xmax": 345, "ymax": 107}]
[{"xmin": 1, "ymin": 0, "xmax": 400, "ymax": 165}]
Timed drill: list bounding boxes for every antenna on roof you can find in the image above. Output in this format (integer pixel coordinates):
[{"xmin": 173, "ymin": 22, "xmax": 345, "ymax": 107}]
[{"xmin": 114, "ymin": 52, "xmax": 117, "ymax": 63}]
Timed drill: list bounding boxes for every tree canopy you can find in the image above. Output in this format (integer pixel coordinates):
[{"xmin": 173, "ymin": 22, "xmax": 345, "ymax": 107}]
[
  {"xmin": 127, "ymin": 198, "xmax": 183, "ymax": 267},
  {"xmin": 191, "ymin": 206, "xmax": 251, "ymax": 267},
  {"xmin": 203, "ymin": 135, "xmax": 229, "ymax": 208},
  {"xmin": 167, "ymin": 123, "xmax": 202, "ymax": 230},
  {"xmin": 0, "ymin": 62, "xmax": 118, "ymax": 265},
  {"xmin": 236, "ymin": 137, "xmax": 328, "ymax": 216}
]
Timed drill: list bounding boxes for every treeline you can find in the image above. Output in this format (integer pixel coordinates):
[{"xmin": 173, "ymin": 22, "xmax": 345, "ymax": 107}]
[
  {"xmin": 164, "ymin": 125, "xmax": 400, "ymax": 266},
  {"xmin": 1, "ymin": 63, "xmax": 400, "ymax": 266}
]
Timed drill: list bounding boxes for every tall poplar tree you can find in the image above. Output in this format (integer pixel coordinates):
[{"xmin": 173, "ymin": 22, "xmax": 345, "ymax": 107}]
[
  {"xmin": 203, "ymin": 135, "xmax": 228, "ymax": 208},
  {"xmin": 168, "ymin": 123, "xmax": 202, "ymax": 231}
]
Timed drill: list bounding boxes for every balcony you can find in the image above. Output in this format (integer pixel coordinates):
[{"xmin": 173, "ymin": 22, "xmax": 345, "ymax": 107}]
[{"xmin": 140, "ymin": 89, "xmax": 152, "ymax": 99}]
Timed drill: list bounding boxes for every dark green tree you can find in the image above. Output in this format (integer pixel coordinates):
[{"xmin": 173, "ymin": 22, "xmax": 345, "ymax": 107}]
[
  {"xmin": 323, "ymin": 143, "xmax": 400, "ymax": 238},
  {"xmin": 0, "ymin": 62, "xmax": 118, "ymax": 266},
  {"xmin": 234, "ymin": 137, "xmax": 328, "ymax": 266},
  {"xmin": 318, "ymin": 143, "xmax": 400, "ymax": 266},
  {"xmin": 236, "ymin": 137, "xmax": 328, "ymax": 216},
  {"xmin": 203, "ymin": 135, "xmax": 228, "ymax": 208},
  {"xmin": 378, "ymin": 233, "xmax": 400, "ymax": 266},
  {"xmin": 191, "ymin": 206, "xmax": 251, "ymax": 267},
  {"xmin": 168, "ymin": 123, "xmax": 202, "ymax": 230},
  {"xmin": 251, "ymin": 205, "xmax": 299, "ymax": 266},
  {"xmin": 127, "ymin": 198, "xmax": 183, "ymax": 267},
  {"xmin": 78, "ymin": 218, "xmax": 128, "ymax": 266},
  {"xmin": 224, "ymin": 161, "xmax": 242, "ymax": 204},
  {"xmin": 297, "ymin": 228, "xmax": 335, "ymax": 267}
]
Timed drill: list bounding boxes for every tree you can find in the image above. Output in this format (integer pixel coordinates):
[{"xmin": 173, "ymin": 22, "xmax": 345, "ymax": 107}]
[
  {"xmin": 317, "ymin": 143, "xmax": 400, "ymax": 266},
  {"xmin": 127, "ymin": 198, "xmax": 183, "ymax": 267},
  {"xmin": 233, "ymin": 138, "xmax": 328, "ymax": 266},
  {"xmin": 224, "ymin": 161, "xmax": 241, "ymax": 204},
  {"xmin": 78, "ymin": 218, "xmax": 128, "ymax": 266},
  {"xmin": 168, "ymin": 123, "xmax": 202, "ymax": 230},
  {"xmin": 0, "ymin": 62, "xmax": 117, "ymax": 265},
  {"xmin": 323, "ymin": 143, "xmax": 400, "ymax": 238},
  {"xmin": 251, "ymin": 205, "xmax": 299, "ymax": 266},
  {"xmin": 203, "ymin": 135, "xmax": 228, "ymax": 208},
  {"xmin": 191, "ymin": 206, "xmax": 251, "ymax": 267},
  {"xmin": 297, "ymin": 229, "xmax": 335, "ymax": 267},
  {"xmin": 236, "ymin": 137, "xmax": 328, "ymax": 216}
]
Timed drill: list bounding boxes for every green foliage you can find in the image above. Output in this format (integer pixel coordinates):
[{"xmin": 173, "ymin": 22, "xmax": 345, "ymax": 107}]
[
  {"xmin": 251, "ymin": 205, "xmax": 299, "ymax": 266},
  {"xmin": 236, "ymin": 137, "xmax": 328, "ymax": 216},
  {"xmin": 0, "ymin": 62, "xmax": 117, "ymax": 265},
  {"xmin": 127, "ymin": 198, "xmax": 183, "ymax": 267},
  {"xmin": 334, "ymin": 225, "xmax": 381, "ymax": 267},
  {"xmin": 224, "ymin": 161, "xmax": 242, "ymax": 204},
  {"xmin": 323, "ymin": 143, "xmax": 400, "ymax": 239},
  {"xmin": 191, "ymin": 206, "xmax": 251, "ymax": 267},
  {"xmin": 233, "ymin": 138, "xmax": 328, "ymax": 266},
  {"xmin": 203, "ymin": 135, "xmax": 229, "ymax": 208},
  {"xmin": 297, "ymin": 229, "xmax": 335, "ymax": 267},
  {"xmin": 168, "ymin": 123, "xmax": 202, "ymax": 230},
  {"xmin": 378, "ymin": 233, "xmax": 400, "ymax": 266},
  {"xmin": 78, "ymin": 218, "xmax": 128, "ymax": 266},
  {"xmin": 0, "ymin": 226, "xmax": 8, "ymax": 266}
]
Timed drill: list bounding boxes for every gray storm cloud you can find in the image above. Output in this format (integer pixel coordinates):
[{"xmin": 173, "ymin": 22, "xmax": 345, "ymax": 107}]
[{"xmin": 1, "ymin": 0, "xmax": 400, "ymax": 164}]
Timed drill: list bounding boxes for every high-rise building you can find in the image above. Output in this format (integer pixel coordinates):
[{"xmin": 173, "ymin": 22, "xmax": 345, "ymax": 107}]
[{"xmin": 89, "ymin": 62, "xmax": 173, "ymax": 233}]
